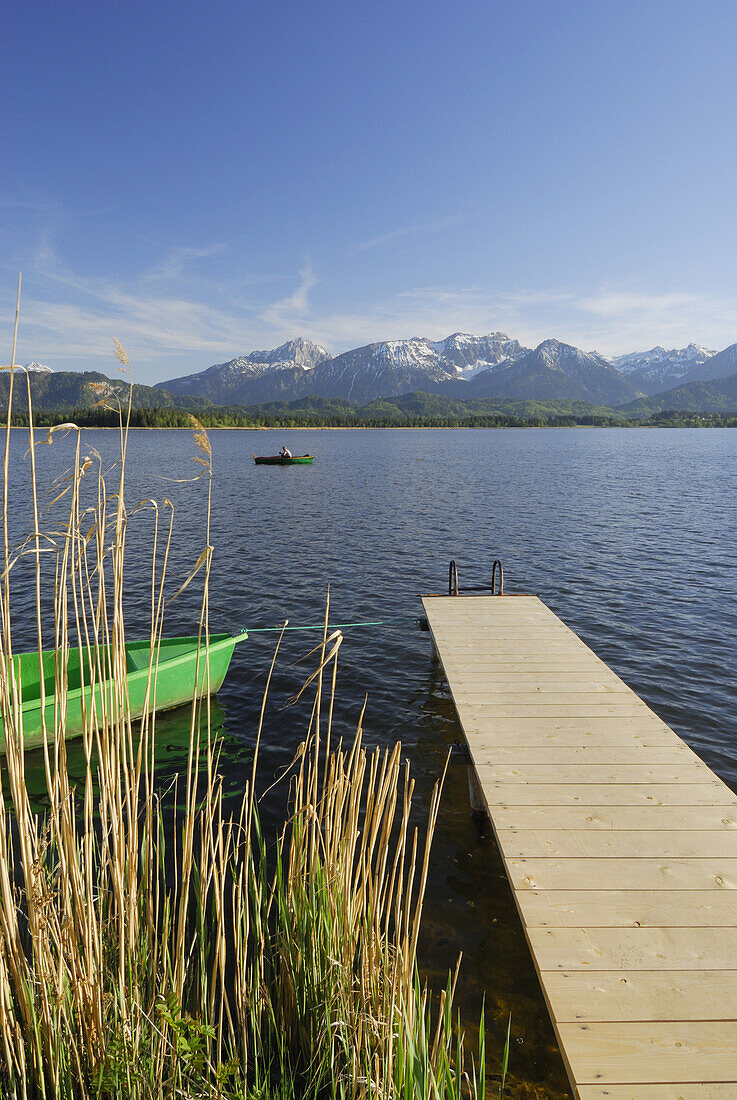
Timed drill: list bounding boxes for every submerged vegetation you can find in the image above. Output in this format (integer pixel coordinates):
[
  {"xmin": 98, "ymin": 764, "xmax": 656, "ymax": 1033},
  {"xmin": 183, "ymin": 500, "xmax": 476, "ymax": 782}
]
[{"xmin": 0, "ymin": 292, "xmax": 494, "ymax": 1097}]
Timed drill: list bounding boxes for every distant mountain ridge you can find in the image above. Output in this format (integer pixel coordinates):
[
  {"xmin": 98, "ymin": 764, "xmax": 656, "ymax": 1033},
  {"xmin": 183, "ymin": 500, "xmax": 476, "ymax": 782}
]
[
  {"xmin": 459, "ymin": 339, "xmax": 640, "ymax": 405},
  {"xmin": 674, "ymin": 341, "xmax": 737, "ymax": 386},
  {"xmin": 610, "ymin": 344, "xmax": 716, "ymax": 394},
  {"xmin": 13, "ymin": 333, "xmax": 737, "ymax": 416},
  {"xmin": 162, "ymin": 332, "xmax": 693, "ymax": 406},
  {"xmin": 23, "ymin": 361, "xmax": 54, "ymax": 374},
  {"xmin": 162, "ymin": 338, "xmax": 330, "ymax": 403},
  {"xmin": 160, "ymin": 332, "xmax": 530, "ymax": 405},
  {"xmin": 621, "ymin": 343, "xmax": 737, "ymax": 415},
  {"xmin": 241, "ymin": 337, "xmax": 330, "ymax": 370},
  {"xmin": 427, "ymin": 332, "xmax": 527, "ymax": 376}
]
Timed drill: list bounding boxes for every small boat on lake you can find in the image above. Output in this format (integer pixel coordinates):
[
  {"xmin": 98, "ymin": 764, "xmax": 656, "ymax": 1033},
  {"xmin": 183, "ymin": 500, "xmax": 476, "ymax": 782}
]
[
  {"xmin": 253, "ymin": 454, "xmax": 315, "ymax": 465},
  {"xmin": 3, "ymin": 632, "xmax": 248, "ymax": 751}
]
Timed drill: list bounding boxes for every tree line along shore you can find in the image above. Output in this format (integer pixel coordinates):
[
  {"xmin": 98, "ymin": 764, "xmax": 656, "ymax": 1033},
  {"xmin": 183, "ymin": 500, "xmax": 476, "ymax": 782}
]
[{"xmin": 4, "ymin": 404, "xmax": 737, "ymax": 430}]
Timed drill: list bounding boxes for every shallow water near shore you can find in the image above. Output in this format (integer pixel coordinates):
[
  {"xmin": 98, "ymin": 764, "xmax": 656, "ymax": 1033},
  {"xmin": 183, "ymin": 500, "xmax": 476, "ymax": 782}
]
[{"xmin": 8, "ymin": 425, "xmax": 737, "ymax": 1098}]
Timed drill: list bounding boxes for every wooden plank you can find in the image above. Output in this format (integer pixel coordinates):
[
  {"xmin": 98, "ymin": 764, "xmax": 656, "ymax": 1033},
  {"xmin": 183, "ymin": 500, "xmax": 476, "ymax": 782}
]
[
  {"xmin": 427, "ymin": 604, "xmax": 548, "ymax": 613},
  {"xmin": 454, "ymin": 693, "xmax": 641, "ymax": 707},
  {"xmin": 435, "ymin": 646, "xmax": 597, "ymax": 658},
  {"xmin": 421, "ymin": 594, "xmax": 737, "ymax": 1098},
  {"xmin": 468, "ymin": 734, "xmax": 695, "ymax": 752},
  {"xmin": 439, "ymin": 657, "xmax": 613, "ymax": 670},
  {"xmin": 432, "ymin": 620, "xmax": 587, "ymax": 630},
  {"xmin": 476, "ymin": 763, "xmax": 713, "ymax": 784},
  {"xmin": 458, "ymin": 716, "xmax": 677, "ymax": 732},
  {"xmin": 429, "ymin": 605, "xmax": 564, "ymax": 615},
  {"xmin": 430, "ymin": 607, "xmax": 574, "ymax": 618},
  {"xmin": 425, "ymin": 606, "xmax": 546, "ymax": 611},
  {"xmin": 436, "ymin": 625, "xmax": 600, "ymax": 634},
  {"xmin": 428, "ymin": 604, "xmax": 551, "ymax": 611},
  {"xmin": 482, "ymin": 783, "xmax": 729, "ymax": 806},
  {"xmin": 432, "ymin": 624, "xmax": 564, "ymax": 633},
  {"xmin": 497, "ymin": 830, "xmax": 737, "ymax": 859},
  {"xmin": 459, "ymin": 730, "xmax": 685, "ymax": 747},
  {"xmin": 432, "ymin": 641, "xmax": 593, "ymax": 652},
  {"xmin": 444, "ymin": 661, "xmax": 621, "ymax": 671},
  {"xmin": 508, "ymin": 857, "xmax": 737, "ymax": 891},
  {"xmin": 491, "ymin": 805, "xmax": 737, "ymax": 831},
  {"xmin": 459, "ymin": 719, "xmax": 683, "ymax": 744},
  {"xmin": 577, "ymin": 1086, "xmax": 737, "ymax": 1099},
  {"xmin": 458, "ymin": 703, "xmax": 658, "ymax": 716},
  {"xmin": 472, "ymin": 745, "xmax": 699, "ymax": 765},
  {"xmin": 558, "ymin": 1021, "xmax": 737, "ymax": 1084},
  {"xmin": 436, "ymin": 631, "xmax": 605, "ymax": 641},
  {"xmin": 545, "ymin": 969, "xmax": 737, "ymax": 1022},
  {"xmin": 519, "ymin": 890, "xmax": 737, "ymax": 928},
  {"xmin": 528, "ymin": 926, "xmax": 737, "ymax": 971},
  {"xmin": 448, "ymin": 677, "xmax": 631, "ymax": 691}
]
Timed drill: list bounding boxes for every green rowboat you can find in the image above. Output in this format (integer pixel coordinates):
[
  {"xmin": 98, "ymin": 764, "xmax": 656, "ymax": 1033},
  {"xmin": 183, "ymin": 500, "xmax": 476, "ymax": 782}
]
[
  {"xmin": 3, "ymin": 631, "xmax": 247, "ymax": 751},
  {"xmin": 253, "ymin": 454, "xmax": 314, "ymax": 465}
]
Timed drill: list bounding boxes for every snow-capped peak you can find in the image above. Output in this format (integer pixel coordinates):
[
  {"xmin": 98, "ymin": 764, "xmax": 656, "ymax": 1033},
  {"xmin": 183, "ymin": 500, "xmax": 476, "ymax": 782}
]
[
  {"xmin": 22, "ymin": 361, "xmax": 54, "ymax": 373},
  {"xmin": 612, "ymin": 344, "xmax": 715, "ymax": 373},
  {"xmin": 245, "ymin": 337, "xmax": 330, "ymax": 371},
  {"xmin": 353, "ymin": 333, "xmax": 528, "ymax": 379},
  {"xmin": 204, "ymin": 338, "xmax": 330, "ymax": 381},
  {"xmin": 428, "ymin": 332, "xmax": 528, "ymax": 377},
  {"xmin": 610, "ymin": 344, "xmax": 716, "ymax": 390}
]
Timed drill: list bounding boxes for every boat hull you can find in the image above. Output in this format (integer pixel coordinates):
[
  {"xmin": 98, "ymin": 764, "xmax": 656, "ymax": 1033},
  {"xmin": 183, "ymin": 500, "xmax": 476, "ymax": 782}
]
[
  {"xmin": 253, "ymin": 455, "xmax": 314, "ymax": 465},
  {"xmin": 4, "ymin": 632, "xmax": 244, "ymax": 751}
]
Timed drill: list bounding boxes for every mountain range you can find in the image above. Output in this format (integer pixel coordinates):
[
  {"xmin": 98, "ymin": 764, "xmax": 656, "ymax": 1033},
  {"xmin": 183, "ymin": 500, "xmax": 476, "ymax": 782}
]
[
  {"xmin": 611, "ymin": 344, "xmax": 716, "ymax": 393},
  {"xmin": 157, "ymin": 333, "xmax": 737, "ymax": 408},
  {"xmin": 455, "ymin": 340, "xmax": 637, "ymax": 404},
  {"xmin": 11, "ymin": 334, "xmax": 737, "ymax": 417},
  {"xmin": 161, "ymin": 333, "xmax": 529, "ymax": 405}
]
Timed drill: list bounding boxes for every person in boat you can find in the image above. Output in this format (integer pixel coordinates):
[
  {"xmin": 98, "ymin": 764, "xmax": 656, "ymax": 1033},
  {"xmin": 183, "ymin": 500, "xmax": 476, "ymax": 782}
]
[{"xmin": 278, "ymin": 445, "xmax": 292, "ymax": 458}]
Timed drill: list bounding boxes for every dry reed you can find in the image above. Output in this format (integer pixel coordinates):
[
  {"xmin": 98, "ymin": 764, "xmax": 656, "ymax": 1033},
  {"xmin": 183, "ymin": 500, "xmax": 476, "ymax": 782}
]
[{"xmin": 0, "ymin": 292, "xmax": 488, "ymax": 1098}]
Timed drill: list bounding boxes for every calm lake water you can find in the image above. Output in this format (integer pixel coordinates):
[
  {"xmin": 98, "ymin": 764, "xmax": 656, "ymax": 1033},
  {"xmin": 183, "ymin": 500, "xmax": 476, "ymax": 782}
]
[{"xmin": 8, "ymin": 426, "xmax": 737, "ymax": 1099}]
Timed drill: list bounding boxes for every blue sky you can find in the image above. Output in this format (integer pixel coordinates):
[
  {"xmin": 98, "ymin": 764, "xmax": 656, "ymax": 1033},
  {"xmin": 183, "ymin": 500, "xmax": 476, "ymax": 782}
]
[{"xmin": 3, "ymin": 0, "xmax": 737, "ymax": 382}]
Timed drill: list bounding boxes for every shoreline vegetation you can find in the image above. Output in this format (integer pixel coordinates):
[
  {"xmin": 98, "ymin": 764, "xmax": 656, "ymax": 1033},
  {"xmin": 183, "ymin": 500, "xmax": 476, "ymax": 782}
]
[
  {"xmin": 1, "ymin": 370, "xmax": 735, "ymax": 427},
  {"xmin": 4, "ymin": 399, "xmax": 737, "ymax": 430},
  {"xmin": 0, "ymin": 303, "xmax": 498, "ymax": 1097}
]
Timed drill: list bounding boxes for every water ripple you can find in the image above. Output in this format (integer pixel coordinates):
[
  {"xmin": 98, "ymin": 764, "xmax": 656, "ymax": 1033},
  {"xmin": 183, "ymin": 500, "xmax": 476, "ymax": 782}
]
[{"xmin": 9, "ymin": 425, "xmax": 737, "ymax": 1099}]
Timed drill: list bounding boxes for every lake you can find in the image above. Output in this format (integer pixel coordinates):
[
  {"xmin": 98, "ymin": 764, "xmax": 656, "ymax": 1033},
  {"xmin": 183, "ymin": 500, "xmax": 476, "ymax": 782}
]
[{"xmin": 8, "ymin": 426, "xmax": 737, "ymax": 1098}]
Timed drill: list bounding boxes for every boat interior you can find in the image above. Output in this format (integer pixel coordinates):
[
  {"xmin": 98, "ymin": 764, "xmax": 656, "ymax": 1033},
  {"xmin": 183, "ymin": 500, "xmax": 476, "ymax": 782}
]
[{"xmin": 10, "ymin": 634, "xmax": 232, "ymax": 704}]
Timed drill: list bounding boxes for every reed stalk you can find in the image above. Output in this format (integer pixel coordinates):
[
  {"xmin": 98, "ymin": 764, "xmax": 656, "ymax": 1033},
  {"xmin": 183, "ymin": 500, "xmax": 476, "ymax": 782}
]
[{"xmin": 0, "ymin": 302, "xmax": 488, "ymax": 1098}]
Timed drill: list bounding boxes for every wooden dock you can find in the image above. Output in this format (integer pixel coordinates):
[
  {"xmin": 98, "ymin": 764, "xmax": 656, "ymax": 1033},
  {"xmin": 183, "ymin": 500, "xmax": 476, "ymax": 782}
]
[{"xmin": 422, "ymin": 594, "xmax": 737, "ymax": 1099}]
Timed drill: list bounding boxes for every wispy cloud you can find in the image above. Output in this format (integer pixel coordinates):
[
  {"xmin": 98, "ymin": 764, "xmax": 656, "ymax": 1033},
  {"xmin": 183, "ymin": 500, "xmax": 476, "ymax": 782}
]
[
  {"xmin": 0, "ymin": 244, "xmax": 251, "ymax": 367},
  {"xmin": 252, "ymin": 284, "xmax": 536, "ymax": 351},
  {"xmin": 263, "ymin": 283, "xmax": 737, "ymax": 359},
  {"xmin": 349, "ymin": 214, "xmax": 468, "ymax": 254},
  {"xmin": 577, "ymin": 291, "xmax": 699, "ymax": 318},
  {"xmin": 260, "ymin": 264, "xmax": 318, "ymax": 328},
  {"xmin": 2, "ymin": 248, "xmax": 330, "ymax": 377},
  {"xmin": 141, "ymin": 243, "xmax": 228, "ymax": 284},
  {"xmin": 18, "ymin": 296, "xmax": 249, "ymax": 360},
  {"xmin": 3, "ymin": 186, "xmax": 735, "ymax": 381},
  {"xmin": 568, "ymin": 288, "xmax": 737, "ymax": 353},
  {"xmin": 5, "ymin": 235, "xmax": 737, "ymax": 383}
]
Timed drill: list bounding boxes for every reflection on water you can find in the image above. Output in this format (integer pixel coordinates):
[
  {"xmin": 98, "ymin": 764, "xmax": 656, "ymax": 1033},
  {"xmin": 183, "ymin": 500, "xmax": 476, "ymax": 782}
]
[
  {"xmin": 13, "ymin": 699, "xmax": 254, "ymax": 815},
  {"xmin": 7, "ymin": 425, "xmax": 737, "ymax": 1098}
]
